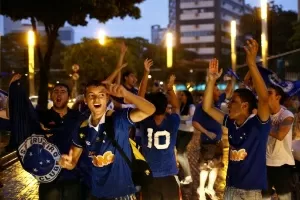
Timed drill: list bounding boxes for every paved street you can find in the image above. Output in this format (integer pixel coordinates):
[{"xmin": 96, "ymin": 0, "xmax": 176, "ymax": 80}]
[
  {"xmin": 0, "ymin": 162, "xmax": 38, "ymax": 200},
  {"xmin": 180, "ymin": 132, "xmax": 228, "ymax": 200},
  {"xmin": 0, "ymin": 133, "xmax": 228, "ymax": 200}
]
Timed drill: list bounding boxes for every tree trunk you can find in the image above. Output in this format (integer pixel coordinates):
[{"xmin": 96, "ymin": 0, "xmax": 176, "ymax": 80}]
[{"xmin": 31, "ymin": 17, "xmax": 60, "ymax": 111}]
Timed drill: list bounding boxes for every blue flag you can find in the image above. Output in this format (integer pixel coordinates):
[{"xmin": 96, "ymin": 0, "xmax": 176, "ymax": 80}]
[
  {"xmin": 257, "ymin": 67, "xmax": 300, "ymax": 97},
  {"xmin": 9, "ymin": 80, "xmax": 62, "ymax": 183},
  {"xmin": 225, "ymin": 67, "xmax": 300, "ymax": 97},
  {"xmin": 226, "ymin": 69, "xmax": 241, "ymax": 82}
]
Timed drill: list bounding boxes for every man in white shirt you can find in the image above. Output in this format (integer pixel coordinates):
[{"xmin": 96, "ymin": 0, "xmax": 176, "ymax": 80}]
[{"xmin": 263, "ymin": 85, "xmax": 295, "ymax": 200}]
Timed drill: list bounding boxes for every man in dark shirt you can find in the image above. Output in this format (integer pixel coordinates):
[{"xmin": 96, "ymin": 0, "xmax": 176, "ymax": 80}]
[{"xmin": 38, "ymin": 83, "xmax": 83, "ymax": 200}]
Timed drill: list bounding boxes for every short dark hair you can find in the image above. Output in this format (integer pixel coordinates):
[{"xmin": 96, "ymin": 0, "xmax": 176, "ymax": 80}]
[
  {"xmin": 84, "ymin": 80, "xmax": 105, "ymax": 96},
  {"xmin": 53, "ymin": 83, "xmax": 70, "ymax": 96},
  {"xmin": 122, "ymin": 70, "xmax": 135, "ymax": 82},
  {"xmin": 270, "ymin": 85, "xmax": 286, "ymax": 105},
  {"xmin": 234, "ymin": 88, "xmax": 257, "ymax": 114},
  {"xmin": 146, "ymin": 92, "xmax": 168, "ymax": 115}
]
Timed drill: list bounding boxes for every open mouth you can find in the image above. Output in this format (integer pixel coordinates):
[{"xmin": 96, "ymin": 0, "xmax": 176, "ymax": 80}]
[
  {"xmin": 94, "ymin": 104, "xmax": 101, "ymax": 109},
  {"xmin": 56, "ymin": 98, "xmax": 61, "ymax": 103}
]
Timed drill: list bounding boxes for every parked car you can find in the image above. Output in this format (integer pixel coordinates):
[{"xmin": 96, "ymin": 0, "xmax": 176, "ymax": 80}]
[{"xmin": 29, "ymin": 96, "xmax": 53, "ymax": 109}]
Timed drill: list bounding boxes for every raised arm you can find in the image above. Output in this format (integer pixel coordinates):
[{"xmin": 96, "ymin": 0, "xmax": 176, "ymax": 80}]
[
  {"xmin": 192, "ymin": 121, "xmax": 217, "ymax": 140},
  {"xmin": 138, "ymin": 59, "xmax": 153, "ymax": 98},
  {"xmin": 7, "ymin": 74, "xmax": 22, "ymax": 119},
  {"xmin": 166, "ymin": 75, "xmax": 180, "ymax": 114},
  {"xmin": 244, "ymin": 39, "xmax": 269, "ymax": 121},
  {"xmin": 202, "ymin": 59, "xmax": 225, "ymax": 125},
  {"xmin": 269, "ymin": 116, "xmax": 294, "ymax": 141},
  {"xmin": 58, "ymin": 145, "xmax": 83, "ymax": 170},
  {"xmin": 104, "ymin": 63, "xmax": 127, "ymax": 84},
  {"xmin": 115, "ymin": 42, "xmax": 128, "ymax": 84},
  {"xmin": 103, "ymin": 83, "xmax": 155, "ymax": 123},
  {"xmin": 225, "ymin": 78, "xmax": 234, "ymax": 99}
]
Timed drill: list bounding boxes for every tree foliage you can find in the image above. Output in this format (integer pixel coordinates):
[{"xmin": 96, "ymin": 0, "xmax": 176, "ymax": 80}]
[
  {"xmin": 240, "ymin": 1, "xmax": 297, "ymax": 55},
  {"xmin": 1, "ymin": 32, "xmax": 66, "ymax": 90},
  {"xmin": 62, "ymin": 37, "xmax": 201, "ymax": 88},
  {"xmin": 1, "ymin": 0, "xmax": 144, "ymax": 109}
]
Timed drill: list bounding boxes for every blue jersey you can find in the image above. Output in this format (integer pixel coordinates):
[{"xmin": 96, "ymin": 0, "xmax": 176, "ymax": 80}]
[
  {"xmin": 223, "ymin": 114, "xmax": 271, "ymax": 190},
  {"xmin": 38, "ymin": 108, "xmax": 81, "ymax": 181},
  {"xmin": 192, "ymin": 93, "xmax": 226, "ymax": 143},
  {"xmin": 72, "ymin": 108, "xmax": 135, "ymax": 198},
  {"xmin": 139, "ymin": 113, "xmax": 180, "ymax": 177}
]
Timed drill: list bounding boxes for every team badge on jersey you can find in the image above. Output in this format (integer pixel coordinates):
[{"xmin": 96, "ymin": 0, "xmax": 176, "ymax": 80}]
[{"xmin": 18, "ymin": 134, "xmax": 61, "ymax": 183}]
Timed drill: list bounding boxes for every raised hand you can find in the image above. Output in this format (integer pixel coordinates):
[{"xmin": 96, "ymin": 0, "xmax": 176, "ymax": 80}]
[
  {"xmin": 9, "ymin": 74, "xmax": 22, "ymax": 86},
  {"xmin": 144, "ymin": 58, "xmax": 153, "ymax": 72},
  {"xmin": 167, "ymin": 74, "xmax": 176, "ymax": 90},
  {"xmin": 207, "ymin": 58, "xmax": 222, "ymax": 81},
  {"xmin": 244, "ymin": 39, "xmax": 259, "ymax": 66},
  {"xmin": 120, "ymin": 62, "xmax": 128, "ymax": 69},
  {"xmin": 102, "ymin": 82, "xmax": 127, "ymax": 98},
  {"xmin": 58, "ymin": 149, "xmax": 73, "ymax": 169},
  {"xmin": 120, "ymin": 42, "xmax": 128, "ymax": 55}
]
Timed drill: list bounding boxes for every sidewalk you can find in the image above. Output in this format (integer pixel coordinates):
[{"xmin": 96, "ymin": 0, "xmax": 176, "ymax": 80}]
[
  {"xmin": 0, "ymin": 133, "xmax": 228, "ymax": 200},
  {"xmin": 0, "ymin": 162, "xmax": 38, "ymax": 200}
]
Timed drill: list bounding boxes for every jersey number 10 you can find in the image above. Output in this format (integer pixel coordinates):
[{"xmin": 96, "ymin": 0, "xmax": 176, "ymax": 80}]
[{"xmin": 147, "ymin": 128, "xmax": 171, "ymax": 150}]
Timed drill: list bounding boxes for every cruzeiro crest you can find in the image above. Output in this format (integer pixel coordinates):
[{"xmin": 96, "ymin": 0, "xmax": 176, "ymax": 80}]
[
  {"xmin": 268, "ymin": 73, "xmax": 294, "ymax": 93},
  {"xmin": 18, "ymin": 134, "xmax": 61, "ymax": 183}
]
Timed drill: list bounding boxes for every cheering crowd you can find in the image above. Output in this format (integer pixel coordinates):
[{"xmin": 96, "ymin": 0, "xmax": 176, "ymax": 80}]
[{"xmin": 0, "ymin": 39, "xmax": 300, "ymax": 200}]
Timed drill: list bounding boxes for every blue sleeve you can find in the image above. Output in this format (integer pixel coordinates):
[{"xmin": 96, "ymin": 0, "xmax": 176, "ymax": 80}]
[
  {"xmin": 218, "ymin": 93, "xmax": 226, "ymax": 104},
  {"xmin": 168, "ymin": 113, "xmax": 180, "ymax": 133},
  {"xmin": 170, "ymin": 113, "xmax": 180, "ymax": 125},
  {"xmin": 113, "ymin": 108, "xmax": 135, "ymax": 127},
  {"xmin": 192, "ymin": 104, "xmax": 203, "ymax": 123},
  {"xmin": 255, "ymin": 115, "xmax": 271, "ymax": 138}
]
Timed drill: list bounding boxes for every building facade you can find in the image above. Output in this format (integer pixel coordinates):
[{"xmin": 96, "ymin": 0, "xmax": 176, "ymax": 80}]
[
  {"xmin": 169, "ymin": 0, "xmax": 252, "ymax": 60},
  {"xmin": 151, "ymin": 25, "xmax": 167, "ymax": 45}
]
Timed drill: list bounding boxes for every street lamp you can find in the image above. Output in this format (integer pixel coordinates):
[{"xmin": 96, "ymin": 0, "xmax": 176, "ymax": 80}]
[
  {"xmin": 166, "ymin": 32, "xmax": 173, "ymax": 68},
  {"xmin": 27, "ymin": 30, "xmax": 35, "ymax": 96},
  {"xmin": 230, "ymin": 20, "xmax": 237, "ymax": 72},
  {"xmin": 261, "ymin": 0, "xmax": 268, "ymax": 68},
  {"xmin": 98, "ymin": 30, "xmax": 106, "ymax": 45}
]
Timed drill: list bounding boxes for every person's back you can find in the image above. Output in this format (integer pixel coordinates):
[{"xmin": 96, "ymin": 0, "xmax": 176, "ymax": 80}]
[
  {"xmin": 139, "ymin": 90, "xmax": 181, "ymax": 200},
  {"xmin": 139, "ymin": 113, "xmax": 180, "ymax": 177}
]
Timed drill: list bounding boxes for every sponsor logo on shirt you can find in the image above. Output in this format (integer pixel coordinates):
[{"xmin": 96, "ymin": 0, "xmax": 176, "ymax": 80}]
[
  {"xmin": 91, "ymin": 151, "xmax": 115, "ymax": 167},
  {"xmin": 230, "ymin": 148, "xmax": 248, "ymax": 161}
]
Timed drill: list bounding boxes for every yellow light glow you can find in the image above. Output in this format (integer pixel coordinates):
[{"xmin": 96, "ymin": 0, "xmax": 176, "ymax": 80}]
[
  {"xmin": 230, "ymin": 21, "xmax": 236, "ymax": 38},
  {"xmin": 261, "ymin": 0, "xmax": 268, "ymax": 68},
  {"xmin": 188, "ymin": 87, "xmax": 193, "ymax": 92},
  {"xmin": 28, "ymin": 30, "xmax": 35, "ymax": 96},
  {"xmin": 261, "ymin": 33, "xmax": 268, "ymax": 68},
  {"xmin": 261, "ymin": 0, "xmax": 267, "ymax": 20},
  {"xmin": 166, "ymin": 32, "xmax": 173, "ymax": 68},
  {"xmin": 27, "ymin": 30, "xmax": 35, "ymax": 46},
  {"xmin": 98, "ymin": 30, "xmax": 106, "ymax": 45},
  {"xmin": 231, "ymin": 20, "xmax": 237, "ymax": 71}
]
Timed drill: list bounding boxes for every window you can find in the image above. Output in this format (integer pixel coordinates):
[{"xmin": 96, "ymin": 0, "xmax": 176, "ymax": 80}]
[{"xmin": 181, "ymin": 31, "xmax": 214, "ymax": 37}]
